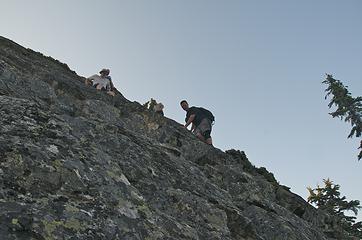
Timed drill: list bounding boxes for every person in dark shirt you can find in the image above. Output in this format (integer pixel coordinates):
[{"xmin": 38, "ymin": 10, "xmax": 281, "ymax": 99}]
[{"xmin": 180, "ymin": 100, "xmax": 213, "ymax": 145}]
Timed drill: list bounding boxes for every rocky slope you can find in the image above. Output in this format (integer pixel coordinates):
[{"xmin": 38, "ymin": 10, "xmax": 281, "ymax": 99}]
[{"xmin": 0, "ymin": 36, "xmax": 349, "ymax": 240}]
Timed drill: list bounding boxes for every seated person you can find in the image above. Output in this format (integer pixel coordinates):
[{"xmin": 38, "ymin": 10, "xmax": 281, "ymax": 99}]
[{"xmin": 85, "ymin": 68, "xmax": 115, "ymax": 96}]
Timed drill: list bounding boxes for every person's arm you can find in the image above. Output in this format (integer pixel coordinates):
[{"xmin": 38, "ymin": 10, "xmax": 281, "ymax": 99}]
[
  {"xmin": 184, "ymin": 114, "xmax": 195, "ymax": 128},
  {"xmin": 85, "ymin": 74, "xmax": 97, "ymax": 85},
  {"xmin": 190, "ymin": 123, "xmax": 196, "ymax": 132},
  {"xmin": 105, "ymin": 78, "xmax": 115, "ymax": 96},
  {"xmin": 105, "ymin": 76, "xmax": 115, "ymax": 91}
]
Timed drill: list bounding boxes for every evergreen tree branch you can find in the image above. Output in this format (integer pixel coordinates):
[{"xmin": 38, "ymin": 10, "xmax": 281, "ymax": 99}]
[
  {"xmin": 308, "ymin": 178, "xmax": 362, "ymax": 238},
  {"xmin": 323, "ymin": 74, "xmax": 362, "ymax": 160}
]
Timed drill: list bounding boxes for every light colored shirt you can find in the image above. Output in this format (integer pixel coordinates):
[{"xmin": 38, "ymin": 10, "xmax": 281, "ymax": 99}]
[{"xmin": 88, "ymin": 74, "xmax": 111, "ymax": 90}]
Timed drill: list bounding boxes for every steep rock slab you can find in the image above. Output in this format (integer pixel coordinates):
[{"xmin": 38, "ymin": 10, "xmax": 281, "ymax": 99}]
[{"xmin": 0, "ymin": 36, "xmax": 346, "ymax": 239}]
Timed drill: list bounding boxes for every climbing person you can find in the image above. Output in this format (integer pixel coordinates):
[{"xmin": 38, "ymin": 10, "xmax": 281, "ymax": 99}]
[
  {"xmin": 85, "ymin": 68, "xmax": 115, "ymax": 96},
  {"xmin": 154, "ymin": 103, "xmax": 164, "ymax": 116},
  {"xmin": 180, "ymin": 100, "xmax": 214, "ymax": 145},
  {"xmin": 144, "ymin": 98, "xmax": 165, "ymax": 116}
]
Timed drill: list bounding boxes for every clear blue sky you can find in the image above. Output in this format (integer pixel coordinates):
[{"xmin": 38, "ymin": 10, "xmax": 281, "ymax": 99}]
[{"xmin": 1, "ymin": 0, "xmax": 361, "ymax": 220}]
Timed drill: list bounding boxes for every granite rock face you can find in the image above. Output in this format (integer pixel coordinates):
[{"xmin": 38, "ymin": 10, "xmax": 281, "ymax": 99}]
[{"xmin": 0, "ymin": 36, "xmax": 348, "ymax": 240}]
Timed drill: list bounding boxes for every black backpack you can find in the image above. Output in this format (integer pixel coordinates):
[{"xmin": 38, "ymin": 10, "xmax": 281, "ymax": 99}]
[{"xmin": 198, "ymin": 107, "xmax": 215, "ymax": 123}]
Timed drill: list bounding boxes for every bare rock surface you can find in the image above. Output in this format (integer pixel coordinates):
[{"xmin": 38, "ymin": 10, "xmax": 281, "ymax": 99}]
[{"xmin": 0, "ymin": 36, "xmax": 347, "ymax": 239}]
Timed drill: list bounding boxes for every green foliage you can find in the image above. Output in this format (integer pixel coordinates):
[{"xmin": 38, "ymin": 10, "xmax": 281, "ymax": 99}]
[
  {"xmin": 323, "ymin": 74, "xmax": 362, "ymax": 160},
  {"xmin": 308, "ymin": 179, "xmax": 362, "ymax": 238}
]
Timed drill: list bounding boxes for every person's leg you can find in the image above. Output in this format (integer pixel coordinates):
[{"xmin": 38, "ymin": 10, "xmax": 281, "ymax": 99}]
[
  {"xmin": 195, "ymin": 119, "xmax": 213, "ymax": 145},
  {"xmin": 194, "ymin": 132, "xmax": 203, "ymax": 141}
]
